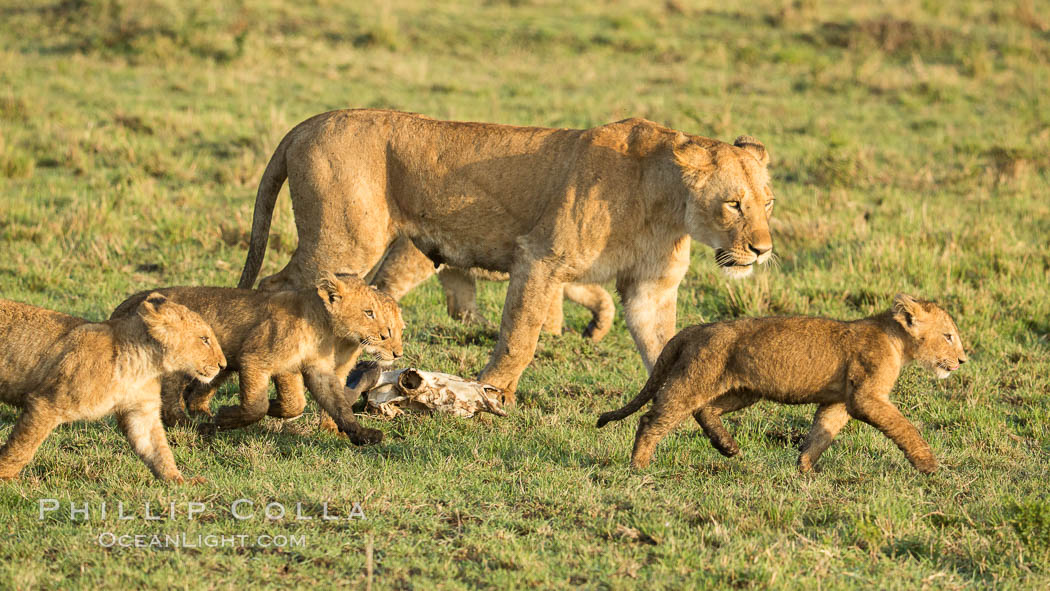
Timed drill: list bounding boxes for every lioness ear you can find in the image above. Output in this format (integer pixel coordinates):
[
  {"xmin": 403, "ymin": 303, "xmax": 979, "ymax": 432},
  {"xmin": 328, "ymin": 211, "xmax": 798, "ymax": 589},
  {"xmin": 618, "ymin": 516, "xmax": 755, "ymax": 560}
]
[
  {"xmin": 734, "ymin": 135, "xmax": 770, "ymax": 167},
  {"xmin": 893, "ymin": 293, "xmax": 923, "ymax": 328},
  {"xmin": 672, "ymin": 135, "xmax": 715, "ymax": 180}
]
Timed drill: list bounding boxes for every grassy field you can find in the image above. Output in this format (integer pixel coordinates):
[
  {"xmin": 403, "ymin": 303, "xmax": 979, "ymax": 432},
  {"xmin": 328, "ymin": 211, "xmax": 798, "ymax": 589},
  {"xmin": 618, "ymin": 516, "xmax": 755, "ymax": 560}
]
[{"xmin": 1, "ymin": 0, "xmax": 1049, "ymax": 588}]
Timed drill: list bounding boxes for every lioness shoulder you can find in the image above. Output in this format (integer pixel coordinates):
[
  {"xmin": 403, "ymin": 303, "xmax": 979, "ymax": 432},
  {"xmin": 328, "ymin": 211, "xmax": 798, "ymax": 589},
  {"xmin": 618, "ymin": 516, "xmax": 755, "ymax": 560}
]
[{"xmin": 597, "ymin": 294, "xmax": 967, "ymax": 474}]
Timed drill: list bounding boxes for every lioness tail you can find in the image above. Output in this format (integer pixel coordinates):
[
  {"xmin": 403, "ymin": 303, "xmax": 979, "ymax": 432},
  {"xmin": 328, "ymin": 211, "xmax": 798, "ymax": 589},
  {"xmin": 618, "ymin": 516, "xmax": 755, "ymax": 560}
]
[{"xmin": 237, "ymin": 133, "xmax": 292, "ymax": 289}]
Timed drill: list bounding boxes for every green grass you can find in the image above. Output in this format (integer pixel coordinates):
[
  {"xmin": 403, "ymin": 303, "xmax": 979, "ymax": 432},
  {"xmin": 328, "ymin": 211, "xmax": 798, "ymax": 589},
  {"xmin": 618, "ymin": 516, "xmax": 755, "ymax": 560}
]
[{"xmin": 1, "ymin": 0, "xmax": 1049, "ymax": 588}]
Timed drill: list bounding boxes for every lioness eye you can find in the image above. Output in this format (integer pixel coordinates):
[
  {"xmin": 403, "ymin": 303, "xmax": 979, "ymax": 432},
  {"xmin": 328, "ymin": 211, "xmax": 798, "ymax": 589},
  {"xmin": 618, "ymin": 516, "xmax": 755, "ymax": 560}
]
[
  {"xmin": 726, "ymin": 201, "xmax": 741, "ymax": 210},
  {"xmin": 765, "ymin": 199, "xmax": 775, "ymax": 209},
  {"xmin": 944, "ymin": 334, "xmax": 952, "ymax": 343},
  {"xmin": 365, "ymin": 310, "xmax": 375, "ymax": 319},
  {"xmin": 201, "ymin": 336, "xmax": 210, "ymax": 345}
]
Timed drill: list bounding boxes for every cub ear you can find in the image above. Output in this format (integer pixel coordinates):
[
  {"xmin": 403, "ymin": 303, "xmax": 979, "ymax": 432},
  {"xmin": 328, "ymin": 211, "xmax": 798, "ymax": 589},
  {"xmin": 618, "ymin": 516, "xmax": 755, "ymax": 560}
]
[
  {"xmin": 316, "ymin": 272, "xmax": 344, "ymax": 307},
  {"xmin": 734, "ymin": 135, "xmax": 770, "ymax": 167},
  {"xmin": 137, "ymin": 292, "xmax": 174, "ymax": 342},
  {"xmin": 139, "ymin": 292, "xmax": 168, "ymax": 314},
  {"xmin": 892, "ymin": 293, "xmax": 923, "ymax": 328}
]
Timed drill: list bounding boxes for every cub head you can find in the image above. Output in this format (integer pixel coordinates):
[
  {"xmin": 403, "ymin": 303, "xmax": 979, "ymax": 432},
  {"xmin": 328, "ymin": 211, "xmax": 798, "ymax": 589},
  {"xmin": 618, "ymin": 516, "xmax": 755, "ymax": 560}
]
[
  {"xmin": 366, "ymin": 288, "xmax": 405, "ymax": 362},
  {"xmin": 674, "ymin": 134, "xmax": 775, "ymax": 278},
  {"xmin": 892, "ymin": 293, "xmax": 968, "ymax": 379},
  {"xmin": 137, "ymin": 293, "xmax": 226, "ymax": 382},
  {"xmin": 316, "ymin": 273, "xmax": 404, "ymax": 361}
]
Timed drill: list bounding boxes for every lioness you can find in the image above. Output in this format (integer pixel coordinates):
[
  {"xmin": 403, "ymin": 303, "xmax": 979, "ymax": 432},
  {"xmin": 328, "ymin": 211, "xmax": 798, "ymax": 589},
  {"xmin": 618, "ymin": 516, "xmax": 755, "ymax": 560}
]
[
  {"xmin": 110, "ymin": 273, "xmax": 401, "ymax": 445},
  {"xmin": 237, "ymin": 110, "xmax": 776, "ymax": 400},
  {"xmin": 371, "ymin": 235, "xmax": 615, "ymax": 341},
  {"xmin": 596, "ymin": 294, "xmax": 967, "ymax": 474},
  {"xmin": 0, "ymin": 295, "xmax": 225, "ymax": 481}
]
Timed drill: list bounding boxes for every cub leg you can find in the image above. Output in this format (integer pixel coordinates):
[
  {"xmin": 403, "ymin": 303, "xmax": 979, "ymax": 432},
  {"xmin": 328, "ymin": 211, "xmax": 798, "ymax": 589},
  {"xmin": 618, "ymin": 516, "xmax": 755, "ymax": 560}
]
[
  {"xmin": 478, "ymin": 256, "xmax": 566, "ymax": 399},
  {"xmin": 303, "ymin": 369, "xmax": 382, "ymax": 445},
  {"xmin": 214, "ymin": 366, "xmax": 271, "ymax": 430},
  {"xmin": 117, "ymin": 402, "xmax": 184, "ymax": 482},
  {"xmin": 847, "ymin": 386, "xmax": 937, "ymax": 474},
  {"xmin": 693, "ymin": 391, "xmax": 759, "ymax": 458},
  {"xmin": 318, "ymin": 343, "xmax": 370, "ymax": 433},
  {"xmin": 563, "ymin": 283, "xmax": 615, "ymax": 342},
  {"xmin": 160, "ymin": 374, "xmax": 195, "ymax": 427},
  {"xmin": 184, "ymin": 369, "xmax": 230, "ymax": 418},
  {"xmin": 630, "ymin": 380, "xmax": 707, "ymax": 469},
  {"xmin": 369, "ymin": 236, "xmax": 437, "ymax": 300},
  {"xmin": 268, "ymin": 373, "xmax": 307, "ymax": 419},
  {"xmin": 0, "ymin": 400, "xmax": 60, "ymax": 480},
  {"xmin": 437, "ymin": 267, "xmax": 487, "ymax": 325},
  {"xmin": 797, "ymin": 402, "xmax": 850, "ymax": 473}
]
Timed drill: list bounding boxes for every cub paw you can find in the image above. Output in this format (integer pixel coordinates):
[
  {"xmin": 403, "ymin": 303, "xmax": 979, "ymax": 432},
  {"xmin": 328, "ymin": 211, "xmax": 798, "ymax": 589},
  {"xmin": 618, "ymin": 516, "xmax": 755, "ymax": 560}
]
[
  {"xmin": 343, "ymin": 425, "xmax": 384, "ymax": 446},
  {"xmin": 914, "ymin": 458, "xmax": 938, "ymax": 475}
]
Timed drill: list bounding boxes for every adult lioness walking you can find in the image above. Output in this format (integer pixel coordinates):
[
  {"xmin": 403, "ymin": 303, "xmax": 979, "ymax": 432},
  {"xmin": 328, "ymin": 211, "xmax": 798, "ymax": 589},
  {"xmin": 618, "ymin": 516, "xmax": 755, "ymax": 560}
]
[{"xmin": 238, "ymin": 110, "xmax": 776, "ymax": 399}]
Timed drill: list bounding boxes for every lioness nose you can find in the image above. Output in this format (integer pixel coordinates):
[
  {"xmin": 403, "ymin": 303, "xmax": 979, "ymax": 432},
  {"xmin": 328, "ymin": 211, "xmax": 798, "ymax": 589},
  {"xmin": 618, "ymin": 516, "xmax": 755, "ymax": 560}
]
[
  {"xmin": 958, "ymin": 358, "xmax": 966, "ymax": 365},
  {"xmin": 748, "ymin": 243, "xmax": 771, "ymax": 256}
]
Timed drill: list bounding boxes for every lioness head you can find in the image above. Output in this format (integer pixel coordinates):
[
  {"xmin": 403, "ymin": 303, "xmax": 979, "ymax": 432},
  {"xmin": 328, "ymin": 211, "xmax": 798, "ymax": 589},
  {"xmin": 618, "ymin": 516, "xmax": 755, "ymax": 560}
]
[
  {"xmin": 138, "ymin": 293, "xmax": 226, "ymax": 382},
  {"xmin": 892, "ymin": 294, "xmax": 968, "ymax": 379},
  {"xmin": 317, "ymin": 273, "xmax": 405, "ymax": 361},
  {"xmin": 674, "ymin": 134, "xmax": 775, "ymax": 278}
]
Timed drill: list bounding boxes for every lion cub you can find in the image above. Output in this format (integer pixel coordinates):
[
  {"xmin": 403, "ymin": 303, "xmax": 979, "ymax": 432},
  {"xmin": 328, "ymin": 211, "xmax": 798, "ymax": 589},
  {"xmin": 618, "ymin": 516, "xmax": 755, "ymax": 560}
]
[
  {"xmin": 110, "ymin": 273, "xmax": 402, "ymax": 445},
  {"xmin": 597, "ymin": 294, "xmax": 967, "ymax": 474},
  {"xmin": 0, "ymin": 295, "xmax": 225, "ymax": 481}
]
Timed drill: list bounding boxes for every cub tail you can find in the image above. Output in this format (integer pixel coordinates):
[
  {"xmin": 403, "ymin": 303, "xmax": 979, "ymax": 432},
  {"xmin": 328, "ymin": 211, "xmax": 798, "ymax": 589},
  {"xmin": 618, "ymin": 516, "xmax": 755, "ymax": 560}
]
[{"xmin": 596, "ymin": 335, "xmax": 682, "ymax": 428}]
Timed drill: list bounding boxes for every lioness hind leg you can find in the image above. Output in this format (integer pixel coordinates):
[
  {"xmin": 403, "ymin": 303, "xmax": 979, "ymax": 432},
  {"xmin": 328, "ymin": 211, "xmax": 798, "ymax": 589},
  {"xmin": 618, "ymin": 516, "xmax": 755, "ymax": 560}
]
[
  {"xmin": 369, "ymin": 236, "xmax": 436, "ymax": 300},
  {"xmin": 117, "ymin": 404, "xmax": 184, "ymax": 482},
  {"xmin": 563, "ymin": 283, "xmax": 615, "ymax": 342},
  {"xmin": 693, "ymin": 391, "xmax": 759, "ymax": 458},
  {"xmin": 797, "ymin": 402, "xmax": 850, "ymax": 473},
  {"xmin": 0, "ymin": 401, "xmax": 60, "ymax": 480},
  {"xmin": 438, "ymin": 267, "xmax": 488, "ymax": 325},
  {"xmin": 268, "ymin": 373, "xmax": 307, "ymax": 419}
]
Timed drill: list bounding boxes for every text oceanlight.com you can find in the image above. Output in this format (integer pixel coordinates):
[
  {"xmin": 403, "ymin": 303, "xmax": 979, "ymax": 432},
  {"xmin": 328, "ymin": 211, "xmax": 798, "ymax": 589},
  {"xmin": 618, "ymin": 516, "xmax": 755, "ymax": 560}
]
[{"xmin": 96, "ymin": 532, "xmax": 307, "ymax": 549}]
